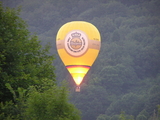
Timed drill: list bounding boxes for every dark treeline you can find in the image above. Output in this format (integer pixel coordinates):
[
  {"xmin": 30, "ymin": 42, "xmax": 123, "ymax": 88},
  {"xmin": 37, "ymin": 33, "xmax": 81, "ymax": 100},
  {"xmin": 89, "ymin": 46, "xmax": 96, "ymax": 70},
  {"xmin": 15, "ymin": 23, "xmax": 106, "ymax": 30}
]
[{"xmin": 2, "ymin": 0, "xmax": 160, "ymax": 120}]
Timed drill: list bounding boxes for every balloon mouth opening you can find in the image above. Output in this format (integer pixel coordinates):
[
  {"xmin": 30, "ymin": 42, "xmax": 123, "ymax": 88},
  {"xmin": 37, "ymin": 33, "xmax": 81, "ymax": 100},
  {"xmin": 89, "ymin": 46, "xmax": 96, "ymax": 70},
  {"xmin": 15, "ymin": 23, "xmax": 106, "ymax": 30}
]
[
  {"xmin": 73, "ymin": 75, "xmax": 84, "ymax": 86},
  {"xmin": 66, "ymin": 65, "xmax": 90, "ymax": 86}
]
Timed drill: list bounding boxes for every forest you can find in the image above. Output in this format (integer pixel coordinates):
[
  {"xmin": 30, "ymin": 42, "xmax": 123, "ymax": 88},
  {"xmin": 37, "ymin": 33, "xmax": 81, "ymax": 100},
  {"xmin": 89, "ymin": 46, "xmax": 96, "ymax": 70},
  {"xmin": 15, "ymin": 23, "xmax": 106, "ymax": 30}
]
[{"xmin": 1, "ymin": 0, "xmax": 160, "ymax": 120}]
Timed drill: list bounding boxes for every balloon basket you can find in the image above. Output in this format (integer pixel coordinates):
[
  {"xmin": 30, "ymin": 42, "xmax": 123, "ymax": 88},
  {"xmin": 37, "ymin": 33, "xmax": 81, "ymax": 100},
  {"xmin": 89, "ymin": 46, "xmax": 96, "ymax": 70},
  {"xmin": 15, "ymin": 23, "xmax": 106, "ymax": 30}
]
[{"xmin": 75, "ymin": 86, "xmax": 80, "ymax": 92}]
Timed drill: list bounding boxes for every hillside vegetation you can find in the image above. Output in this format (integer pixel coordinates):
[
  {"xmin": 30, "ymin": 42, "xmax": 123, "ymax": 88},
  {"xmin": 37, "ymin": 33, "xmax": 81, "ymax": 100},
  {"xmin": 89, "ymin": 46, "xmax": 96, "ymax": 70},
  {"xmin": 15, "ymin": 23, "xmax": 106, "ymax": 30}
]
[{"xmin": 2, "ymin": 0, "xmax": 160, "ymax": 120}]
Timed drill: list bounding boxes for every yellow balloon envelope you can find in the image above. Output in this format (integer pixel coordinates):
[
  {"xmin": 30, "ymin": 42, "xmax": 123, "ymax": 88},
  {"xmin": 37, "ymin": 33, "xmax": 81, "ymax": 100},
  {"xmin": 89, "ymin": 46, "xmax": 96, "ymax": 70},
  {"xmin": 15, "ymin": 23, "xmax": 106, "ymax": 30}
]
[{"xmin": 56, "ymin": 21, "xmax": 101, "ymax": 91}]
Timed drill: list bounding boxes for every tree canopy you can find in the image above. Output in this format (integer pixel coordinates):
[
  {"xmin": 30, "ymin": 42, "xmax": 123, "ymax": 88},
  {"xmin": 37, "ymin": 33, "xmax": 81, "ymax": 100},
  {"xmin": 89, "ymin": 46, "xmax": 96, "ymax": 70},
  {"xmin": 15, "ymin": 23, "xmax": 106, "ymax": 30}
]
[
  {"xmin": 0, "ymin": 2, "xmax": 80, "ymax": 120},
  {"xmin": 0, "ymin": 2, "xmax": 56, "ymax": 102}
]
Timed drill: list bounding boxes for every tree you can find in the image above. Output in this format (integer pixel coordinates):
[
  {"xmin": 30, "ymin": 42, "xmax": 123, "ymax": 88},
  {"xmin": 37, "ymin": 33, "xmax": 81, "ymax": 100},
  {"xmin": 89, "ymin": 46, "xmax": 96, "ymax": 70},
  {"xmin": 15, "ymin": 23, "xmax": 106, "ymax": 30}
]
[
  {"xmin": 2, "ymin": 0, "xmax": 160, "ymax": 119},
  {"xmin": 96, "ymin": 114, "xmax": 110, "ymax": 120},
  {"xmin": 0, "ymin": 80, "xmax": 81, "ymax": 120},
  {"xmin": 0, "ymin": 2, "xmax": 55, "ymax": 102},
  {"xmin": 0, "ymin": 83, "xmax": 27, "ymax": 119},
  {"xmin": 136, "ymin": 109, "xmax": 149, "ymax": 120},
  {"xmin": 70, "ymin": 84, "xmax": 110, "ymax": 120},
  {"xmin": 119, "ymin": 111, "xmax": 134, "ymax": 120},
  {"xmin": 25, "ymin": 80, "xmax": 81, "ymax": 120},
  {"xmin": 0, "ymin": 4, "xmax": 81, "ymax": 120}
]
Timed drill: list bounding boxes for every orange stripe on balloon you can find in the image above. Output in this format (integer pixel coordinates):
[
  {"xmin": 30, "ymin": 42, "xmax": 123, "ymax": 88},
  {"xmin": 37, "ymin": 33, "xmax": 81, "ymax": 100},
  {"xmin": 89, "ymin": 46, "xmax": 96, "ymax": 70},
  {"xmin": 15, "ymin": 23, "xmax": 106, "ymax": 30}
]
[{"xmin": 66, "ymin": 65, "xmax": 90, "ymax": 69}]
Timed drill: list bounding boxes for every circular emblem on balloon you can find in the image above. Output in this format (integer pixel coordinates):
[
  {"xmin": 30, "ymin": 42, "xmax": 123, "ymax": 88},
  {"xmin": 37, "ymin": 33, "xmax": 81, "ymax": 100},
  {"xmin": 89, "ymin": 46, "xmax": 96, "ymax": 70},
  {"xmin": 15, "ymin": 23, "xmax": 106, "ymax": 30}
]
[{"xmin": 64, "ymin": 30, "xmax": 88, "ymax": 57}]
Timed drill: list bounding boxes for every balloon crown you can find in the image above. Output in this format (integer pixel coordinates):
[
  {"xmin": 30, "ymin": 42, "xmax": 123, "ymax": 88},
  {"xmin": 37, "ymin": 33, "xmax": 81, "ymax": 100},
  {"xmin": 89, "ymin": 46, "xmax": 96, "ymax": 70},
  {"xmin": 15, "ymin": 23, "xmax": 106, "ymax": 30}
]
[{"xmin": 71, "ymin": 32, "xmax": 81, "ymax": 38}]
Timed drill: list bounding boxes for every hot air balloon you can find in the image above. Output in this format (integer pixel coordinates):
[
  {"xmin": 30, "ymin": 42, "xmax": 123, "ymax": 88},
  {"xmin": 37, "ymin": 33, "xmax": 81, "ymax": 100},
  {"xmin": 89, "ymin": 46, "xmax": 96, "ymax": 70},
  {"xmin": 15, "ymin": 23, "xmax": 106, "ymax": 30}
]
[{"xmin": 56, "ymin": 21, "xmax": 101, "ymax": 92}]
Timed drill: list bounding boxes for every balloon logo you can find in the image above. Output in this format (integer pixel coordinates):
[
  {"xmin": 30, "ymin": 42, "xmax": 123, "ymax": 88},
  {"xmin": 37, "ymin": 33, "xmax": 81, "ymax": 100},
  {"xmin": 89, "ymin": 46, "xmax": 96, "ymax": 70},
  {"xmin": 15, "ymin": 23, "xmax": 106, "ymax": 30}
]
[{"xmin": 56, "ymin": 21, "xmax": 101, "ymax": 92}]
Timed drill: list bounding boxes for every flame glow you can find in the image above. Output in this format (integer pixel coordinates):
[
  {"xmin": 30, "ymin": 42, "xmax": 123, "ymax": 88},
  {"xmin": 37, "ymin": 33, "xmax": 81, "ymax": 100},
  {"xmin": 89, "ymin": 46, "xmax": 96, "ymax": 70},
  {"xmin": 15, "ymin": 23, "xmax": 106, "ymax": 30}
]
[{"xmin": 66, "ymin": 65, "xmax": 90, "ymax": 85}]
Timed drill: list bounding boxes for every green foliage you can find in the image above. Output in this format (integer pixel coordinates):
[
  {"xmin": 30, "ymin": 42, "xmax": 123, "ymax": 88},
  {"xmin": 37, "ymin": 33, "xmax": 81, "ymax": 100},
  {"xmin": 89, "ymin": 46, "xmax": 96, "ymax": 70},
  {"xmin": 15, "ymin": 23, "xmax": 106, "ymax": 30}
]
[
  {"xmin": 110, "ymin": 115, "xmax": 119, "ymax": 120},
  {"xmin": 136, "ymin": 109, "xmax": 149, "ymax": 120},
  {"xmin": 0, "ymin": 3, "xmax": 81, "ymax": 120},
  {"xmin": 0, "ymin": 101, "xmax": 19, "ymax": 120},
  {"xmin": 0, "ymin": 2, "xmax": 55, "ymax": 102},
  {"xmin": 119, "ymin": 111, "xmax": 134, "ymax": 120},
  {"xmin": 0, "ymin": 83, "xmax": 27, "ymax": 120},
  {"xmin": 0, "ymin": 81, "xmax": 81, "ymax": 120},
  {"xmin": 2, "ymin": 0, "xmax": 160, "ymax": 120},
  {"xmin": 25, "ymin": 80, "xmax": 81, "ymax": 120},
  {"xmin": 70, "ymin": 84, "xmax": 110, "ymax": 120},
  {"xmin": 148, "ymin": 105, "xmax": 160, "ymax": 120},
  {"xmin": 96, "ymin": 114, "xmax": 110, "ymax": 120}
]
